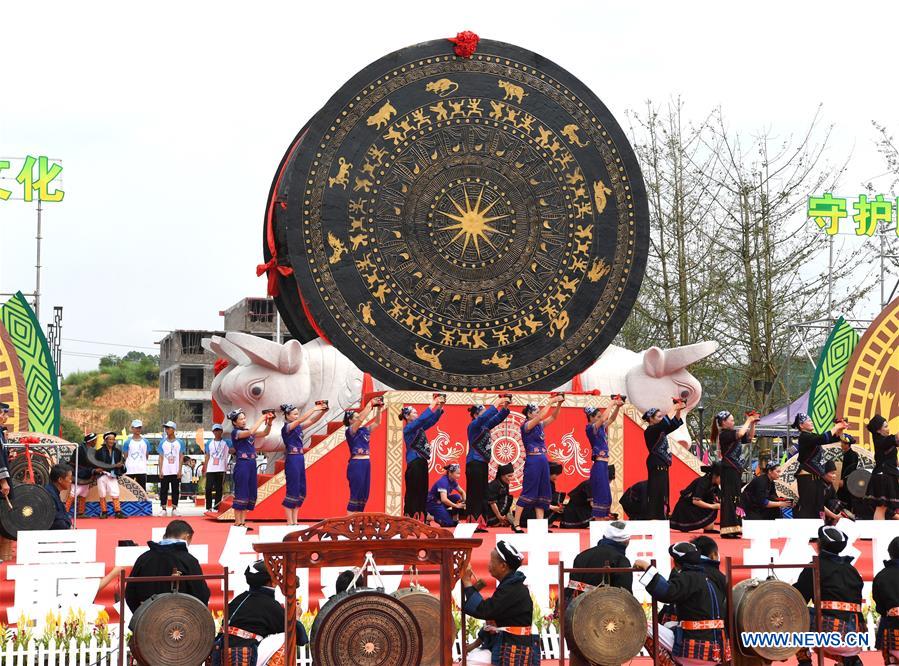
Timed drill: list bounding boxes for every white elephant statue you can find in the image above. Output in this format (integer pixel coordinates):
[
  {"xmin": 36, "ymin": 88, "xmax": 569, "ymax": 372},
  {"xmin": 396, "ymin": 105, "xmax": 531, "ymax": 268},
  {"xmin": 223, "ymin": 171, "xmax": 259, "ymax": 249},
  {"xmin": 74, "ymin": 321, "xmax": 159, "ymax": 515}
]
[
  {"xmin": 202, "ymin": 332, "xmax": 386, "ymax": 453},
  {"xmin": 556, "ymin": 341, "xmax": 719, "ymax": 445},
  {"xmin": 204, "ymin": 332, "xmax": 717, "ymax": 453}
]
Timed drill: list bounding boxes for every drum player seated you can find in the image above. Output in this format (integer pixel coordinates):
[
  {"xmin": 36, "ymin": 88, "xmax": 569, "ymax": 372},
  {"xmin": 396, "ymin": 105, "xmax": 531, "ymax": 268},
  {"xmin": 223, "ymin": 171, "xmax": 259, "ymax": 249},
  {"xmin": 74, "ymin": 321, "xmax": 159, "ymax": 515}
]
[
  {"xmin": 213, "ymin": 560, "xmax": 309, "ymax": 666},
  {"xmin": 462, "ymin": 540, "xmax": 539, "ymax": 665},
  {"xmin": 45, "ymin": 463, "xmax": 74, "ymax": 529},
  {"xmin": 125, "ymin": 519, "xmax": 210, "ymax": 612},
  {"xmin": 564, "ymin": 520, "xmax": 632, "ymax": 606},
  {"xmin": 635, "ymin": 542, "xmax": 730, "ymax": 666},
  {"xmin": 793, "ymin": 526, "xmax": 865, "ymax": 666}
]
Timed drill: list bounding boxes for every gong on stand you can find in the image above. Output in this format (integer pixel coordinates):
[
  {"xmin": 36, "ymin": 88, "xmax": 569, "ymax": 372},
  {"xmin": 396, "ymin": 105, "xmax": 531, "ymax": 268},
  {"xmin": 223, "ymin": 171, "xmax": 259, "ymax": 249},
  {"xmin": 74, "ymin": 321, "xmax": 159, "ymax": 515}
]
[{"xmin": 254, "ymin": 513, "xmax": 481, "ymax": 666}]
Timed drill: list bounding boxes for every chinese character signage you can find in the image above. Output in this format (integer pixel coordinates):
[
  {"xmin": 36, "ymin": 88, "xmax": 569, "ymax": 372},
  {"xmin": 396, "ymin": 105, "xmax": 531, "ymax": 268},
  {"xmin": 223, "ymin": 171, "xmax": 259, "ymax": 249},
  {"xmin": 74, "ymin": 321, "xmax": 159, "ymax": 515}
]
[
  {"xmin": 0, "ymin": 156, "xmax": 64, "ymax": 202},
  {"xmin": 808, "ymin": 193, "xmax": 895, "ymax": 236}
]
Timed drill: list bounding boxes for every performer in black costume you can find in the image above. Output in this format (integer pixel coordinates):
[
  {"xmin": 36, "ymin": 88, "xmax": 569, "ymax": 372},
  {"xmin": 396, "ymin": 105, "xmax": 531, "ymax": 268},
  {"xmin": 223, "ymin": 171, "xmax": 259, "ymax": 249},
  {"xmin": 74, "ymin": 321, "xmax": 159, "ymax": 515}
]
[
  {"xmin": 669, "ymin": 463, "xmax": 721, "ymax": 534},
  {"xmin": 620, "ymin": 480, "xmax": 650, "ymax": 520},
  {"xmin": 793, "ymin": 412, "xmax": 846, "ymax": 519},
  {"xmin": 485, "ymin": 463, "xmax": 515, "ymax": 527},
  {"xmin": 711, "ymin": 410, "xmax": 758, "ymax": 538},
  {"xmin": 793, "ymin": 526, "xmax": 865, "ymax": 666},
  {"xmin": 462, "ymin": 540, "xmax": 538, "ymax": 666},
  {"xmin": 66, "ymin": 433, "xmax": 101, "ymax": 517},
  {"xmin": 865, "ymin": 414, "xmax": 899, "ymax": 520},
  {"xmin": 837, "ymin": 435, "xmax": 860, "ymax": 513},
  {"xmin": 401, "ymin": 394, "xmax": 445, "ymax": 520},
  {"xmin": 642, "ymin": 398, "xmax": 686, "ymax": 520},
  {"xmin": 821, "ymin": 461, "xmax": 847, "ymax": 525},
  {"xmin": 635, "ymin": 542, "xmax": 730, "ymax": 666},
  {"xmin": 211, "ymin": 561, "xmax": 309, "ymax": 666},
  {"xmin": 125, "ymin": 520, "xmax": 210, "ymax": 612},
  {"xmin": 466, "ymin": 396, "xmax": 511, "ymax": 525},
  {"xmin": 564, "ymin": 520, "xmax": 632, "ymax": 604},
  {"xmin": 741, "ymin": 462, "xmax": 792, "ymax": 520},
  {"xmin": 873, "ymin": 536, "xmax": 899, "ymax": 664},
  {"xmin": 558, "ymin": 479, "xmax": 593, "ymax": 529}
]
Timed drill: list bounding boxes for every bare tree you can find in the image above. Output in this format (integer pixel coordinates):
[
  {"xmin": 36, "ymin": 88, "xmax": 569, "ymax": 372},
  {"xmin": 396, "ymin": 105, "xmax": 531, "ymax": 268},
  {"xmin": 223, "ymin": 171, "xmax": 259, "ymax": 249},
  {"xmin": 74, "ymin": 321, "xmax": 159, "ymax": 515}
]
[{"xmin": 619, "ymin": 101, "xmax": 874, "ymax": 416}]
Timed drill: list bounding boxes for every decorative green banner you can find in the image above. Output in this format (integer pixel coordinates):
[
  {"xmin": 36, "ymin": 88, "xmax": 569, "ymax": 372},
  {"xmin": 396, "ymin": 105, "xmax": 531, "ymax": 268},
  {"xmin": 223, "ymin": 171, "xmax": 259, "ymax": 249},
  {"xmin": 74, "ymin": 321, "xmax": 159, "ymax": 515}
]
[
  {"xmin": 0, "ymin": 292, "xmax": 61, "ymax": 434},
  {"xmin": 808, "ymin": 316, "xmax": 860, "ymax": 432}
]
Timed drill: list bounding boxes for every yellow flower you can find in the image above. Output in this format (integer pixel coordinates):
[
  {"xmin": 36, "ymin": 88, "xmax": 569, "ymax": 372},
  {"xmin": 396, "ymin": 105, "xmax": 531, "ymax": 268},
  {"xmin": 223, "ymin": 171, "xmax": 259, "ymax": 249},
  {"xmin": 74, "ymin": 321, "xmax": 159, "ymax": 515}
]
[{"xmin": 95, "ymin": 610, "xmax": 110, "ymax": 626}]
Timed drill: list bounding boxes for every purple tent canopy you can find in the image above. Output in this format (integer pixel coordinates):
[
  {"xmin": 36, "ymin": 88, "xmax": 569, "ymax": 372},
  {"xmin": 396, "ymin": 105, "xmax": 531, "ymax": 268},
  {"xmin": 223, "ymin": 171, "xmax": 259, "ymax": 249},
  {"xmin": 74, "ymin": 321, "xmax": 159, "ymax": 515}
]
[{"xmin": 756, "ymin": 390, "xmax": 809, "ymax": 434}]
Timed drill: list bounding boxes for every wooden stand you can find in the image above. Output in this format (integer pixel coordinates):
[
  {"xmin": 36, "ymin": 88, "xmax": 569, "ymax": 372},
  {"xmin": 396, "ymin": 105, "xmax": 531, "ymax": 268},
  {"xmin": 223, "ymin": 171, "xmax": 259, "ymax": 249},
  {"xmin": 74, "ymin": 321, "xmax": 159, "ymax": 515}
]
[{"xmin": 254, "ymin": 513, "xmax": 481, "ymax": 666}]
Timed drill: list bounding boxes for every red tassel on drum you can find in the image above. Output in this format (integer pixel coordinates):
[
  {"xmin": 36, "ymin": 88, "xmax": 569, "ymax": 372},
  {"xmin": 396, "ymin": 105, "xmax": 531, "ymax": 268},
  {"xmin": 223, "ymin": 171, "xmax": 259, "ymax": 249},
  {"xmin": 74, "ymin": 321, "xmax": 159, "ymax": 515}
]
[
  {"xmin": 448, "ymin": 31, "xmax": 479, "ymax": 58},
  {"xmin": 256, "ymin": 256, "xmax": 293, "ymax": 297}
]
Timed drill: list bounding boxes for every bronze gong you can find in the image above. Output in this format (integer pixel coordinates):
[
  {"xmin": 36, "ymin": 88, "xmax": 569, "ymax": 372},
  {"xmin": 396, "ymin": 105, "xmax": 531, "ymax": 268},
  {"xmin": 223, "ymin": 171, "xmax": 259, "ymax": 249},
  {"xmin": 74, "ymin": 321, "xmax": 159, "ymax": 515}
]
[
  {"xmin": 565, "ymin": 585, "xmax": 646, "ymax": 665},
  {"xmin": 311, "ymin": 588, "xmax": 423, "ymax": 665},
  {"xmin": 128, "ymin": 592, "xmax": 215, "ymax": 666},
  {"xmin": 733, "ymin": 578, "xmax": 808, "ymax": 661}
]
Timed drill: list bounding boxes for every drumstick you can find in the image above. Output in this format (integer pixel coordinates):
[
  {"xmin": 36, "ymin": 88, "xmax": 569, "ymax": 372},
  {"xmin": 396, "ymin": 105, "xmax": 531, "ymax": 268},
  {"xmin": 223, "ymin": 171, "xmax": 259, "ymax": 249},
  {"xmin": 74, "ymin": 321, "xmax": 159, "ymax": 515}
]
[{"xmin": 3, "ymin": 495, "xmax": 11, "ymax": 510}]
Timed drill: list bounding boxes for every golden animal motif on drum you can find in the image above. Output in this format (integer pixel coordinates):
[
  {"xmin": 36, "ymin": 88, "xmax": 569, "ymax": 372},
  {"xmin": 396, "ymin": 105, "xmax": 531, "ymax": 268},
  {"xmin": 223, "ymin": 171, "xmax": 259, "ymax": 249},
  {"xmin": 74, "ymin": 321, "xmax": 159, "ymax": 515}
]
[
  {"xmin": 497, "ymin": 80, "xmax": 527, "ymax": 103},
  {"xmin": 482, "ymin": 351, "xmax": 513, "ymax": 369},
  {"xmin": 414, "ymin": 344, "xmax": 443, "ymax": 370},
  {"xmin": 359, "ymin": 302, "xmax": 376, "ymax": 327},
  {"xmin": 328, "ymin": 157, "xmax": 352, "ymax": 189},
  {"xmin": 424, "ymin": 78, "xmax": 459, "ymax": 97},
  {"xmin": 562, "ymin": 123, "xmax": 589, "ymax": 148},
  {"xmin": 327, "ymin": 232, "xmax": 348, "ymax": 264},
  {"xmin": 366, "ymin": 101, "xmax": 397, "ymax": 129}
]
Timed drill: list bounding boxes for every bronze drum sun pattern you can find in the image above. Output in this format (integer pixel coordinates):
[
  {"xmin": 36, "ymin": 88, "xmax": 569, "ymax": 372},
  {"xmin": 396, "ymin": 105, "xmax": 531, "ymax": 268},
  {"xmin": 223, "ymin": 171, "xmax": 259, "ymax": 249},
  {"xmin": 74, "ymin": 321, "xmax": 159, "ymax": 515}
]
[{"xmin": 276, "ymin": 38, "xmax": 649, "ymax": 390}]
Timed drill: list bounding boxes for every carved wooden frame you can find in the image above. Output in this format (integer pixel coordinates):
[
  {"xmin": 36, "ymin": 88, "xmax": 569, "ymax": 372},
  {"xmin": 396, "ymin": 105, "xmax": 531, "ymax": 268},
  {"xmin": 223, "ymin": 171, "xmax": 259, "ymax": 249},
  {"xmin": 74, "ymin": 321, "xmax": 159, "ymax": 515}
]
[{"xmin": 254, "ymin": 512, "xmax": 481, "ymax": 665}]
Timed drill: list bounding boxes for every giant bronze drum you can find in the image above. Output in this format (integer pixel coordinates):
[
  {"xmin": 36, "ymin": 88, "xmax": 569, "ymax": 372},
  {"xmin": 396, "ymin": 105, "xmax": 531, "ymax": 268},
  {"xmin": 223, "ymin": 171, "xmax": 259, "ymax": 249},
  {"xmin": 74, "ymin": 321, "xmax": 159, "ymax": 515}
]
[
  {"xmin": 267, "ymin": 38, "xmax": 649, "ymax": 390},
  {"xmin": 128, "ymin": 592, "xmax": 215, "ymax": 666},
  {"xmin": 733, "ymin": 578, "xmax": 808, "ymax": 662},
  {"xmin": 311, "ymin": 588, "xmax": 423, "ymax": 665},
  {"xmin": 0, "ymin": 483, "xmax": 55, "ymax": 539},
  {"xmin": 565, "ymin": 586, "xmax": 646, "ymax": 665}
]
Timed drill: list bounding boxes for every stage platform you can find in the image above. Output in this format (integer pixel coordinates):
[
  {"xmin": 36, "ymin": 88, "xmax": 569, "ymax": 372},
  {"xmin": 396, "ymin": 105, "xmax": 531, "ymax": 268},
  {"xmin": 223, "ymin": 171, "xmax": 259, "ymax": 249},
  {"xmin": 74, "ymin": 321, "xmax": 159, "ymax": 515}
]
[{"xmin": 2, "ymin": 514, "xmax": 896, "ymax": 664}]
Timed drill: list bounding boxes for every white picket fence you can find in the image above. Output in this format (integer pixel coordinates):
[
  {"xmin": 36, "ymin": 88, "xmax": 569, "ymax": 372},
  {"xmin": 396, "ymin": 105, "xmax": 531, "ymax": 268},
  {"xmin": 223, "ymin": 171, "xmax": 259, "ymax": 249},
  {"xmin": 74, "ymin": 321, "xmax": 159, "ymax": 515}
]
[{"xmin": 3, "ymin": 623, "xmax": 882, "ymax": 664}]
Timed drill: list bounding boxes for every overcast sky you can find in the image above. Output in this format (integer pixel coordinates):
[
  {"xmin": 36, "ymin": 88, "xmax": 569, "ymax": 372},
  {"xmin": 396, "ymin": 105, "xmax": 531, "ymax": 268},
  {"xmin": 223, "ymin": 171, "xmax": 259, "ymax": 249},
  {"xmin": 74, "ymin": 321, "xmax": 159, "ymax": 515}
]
[{"xmin": 2, "ymin": 1, "xmax": 897, "ymax": 373}]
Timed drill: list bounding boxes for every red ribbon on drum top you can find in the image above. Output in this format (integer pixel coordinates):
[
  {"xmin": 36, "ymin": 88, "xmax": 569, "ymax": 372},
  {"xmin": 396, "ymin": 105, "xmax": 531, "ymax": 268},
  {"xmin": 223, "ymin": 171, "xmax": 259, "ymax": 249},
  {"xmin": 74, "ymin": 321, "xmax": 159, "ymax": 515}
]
[{"xmin": 448, "ymin": 31, "xmax": 479, "ymax": 58}]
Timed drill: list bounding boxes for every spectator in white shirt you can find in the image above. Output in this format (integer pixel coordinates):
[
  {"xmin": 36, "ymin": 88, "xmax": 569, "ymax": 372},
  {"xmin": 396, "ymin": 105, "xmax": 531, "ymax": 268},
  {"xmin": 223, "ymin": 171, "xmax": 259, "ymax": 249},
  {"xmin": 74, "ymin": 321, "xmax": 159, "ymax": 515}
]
[
  {"xmin": 203, "ymin": 423, "xmax": 229, "ymax": 511},
  {"xmin": 123, "ymin": 419, "xmax": 149, "ymax": 489},
  {"xmin": 157, "ymin": 421, "xmax": 183, "ymax": 516}
]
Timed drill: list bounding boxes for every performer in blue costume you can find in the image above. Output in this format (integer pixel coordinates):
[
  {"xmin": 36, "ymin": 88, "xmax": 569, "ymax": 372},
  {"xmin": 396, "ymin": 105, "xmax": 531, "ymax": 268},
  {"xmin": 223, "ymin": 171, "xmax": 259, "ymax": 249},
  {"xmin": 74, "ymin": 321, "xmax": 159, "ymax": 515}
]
[
  {"xmin": 512, "ymin": 394, "xmax": 564, "ymax": 533},
  {"xmin": 344, "ymin": 396, "xmax": 384, "ymax": 512},
  {"xmin": 426, "ymin": 463, "xmax": 467, "ymax": 527},
  {"xmin": 280, "ymin": 400, "xmax": 328, "ymax": 525},
  {"xmin": 401, "ymin": 394, "xmax": 445, "ymax": 519},
  {"xmin": 228, "ymin": 408, "xmax": 274, "ymax": 531},
  {"xmin": 585, "ymin": 395, "xmax": 624, "ymax": 520},
  {"xmin": 466, "ymin": 395, "xmax": 512, "ymax": 526}
]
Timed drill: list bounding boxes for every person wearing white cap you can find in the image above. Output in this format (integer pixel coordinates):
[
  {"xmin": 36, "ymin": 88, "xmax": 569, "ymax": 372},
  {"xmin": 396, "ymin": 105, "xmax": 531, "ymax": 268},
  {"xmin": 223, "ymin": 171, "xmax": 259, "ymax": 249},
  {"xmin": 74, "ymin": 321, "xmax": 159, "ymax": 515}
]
[
  {"xmin": 565, "ymin": 520, "xmax": 632, "ymax": 606},
  {"xmin": 157, "ymin": 421, "xmax": 184, "ymax": 516},
  {"xmin": 203, "ymin": 423, "xmax": 228, "ymax": 512},
  {"xmin": 122, "ymin": 419, "xmax": 149, "ymax": 489}
]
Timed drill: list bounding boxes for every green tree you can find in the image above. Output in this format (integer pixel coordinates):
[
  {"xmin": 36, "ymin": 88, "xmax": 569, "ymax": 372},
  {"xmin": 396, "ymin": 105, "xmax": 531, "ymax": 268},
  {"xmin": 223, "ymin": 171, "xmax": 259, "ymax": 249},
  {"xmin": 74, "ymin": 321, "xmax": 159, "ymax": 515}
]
[
  {"xmin": 59, "ymin": 416, "xmax": 83, "ymax": 443},
  {"xmin": 107, "ymin": 408, "xmax": 132, "ymax": 432}
]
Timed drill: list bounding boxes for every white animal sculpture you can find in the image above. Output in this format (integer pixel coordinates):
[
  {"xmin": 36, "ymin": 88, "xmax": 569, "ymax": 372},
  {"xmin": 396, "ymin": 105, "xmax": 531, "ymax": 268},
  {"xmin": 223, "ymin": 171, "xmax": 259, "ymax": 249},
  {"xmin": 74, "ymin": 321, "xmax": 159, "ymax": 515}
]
[
  {"xmin": 202, "ymin": 332, "xmax": 380, "ymax": 452},
  {"xmin": 556, "ymin": 341, "xmax": 719, "ymax": 444},
  {"xmin": 205, "ymin": 332, "xmax": 717, "ymax": 452}
]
